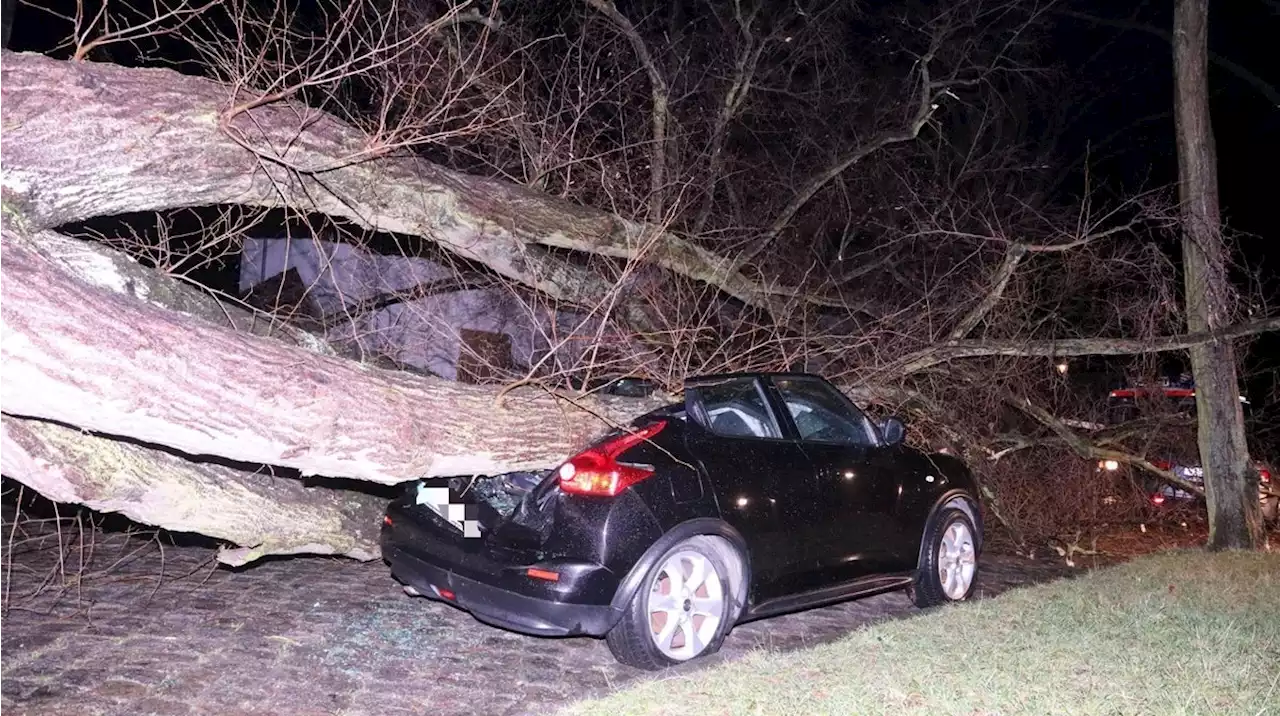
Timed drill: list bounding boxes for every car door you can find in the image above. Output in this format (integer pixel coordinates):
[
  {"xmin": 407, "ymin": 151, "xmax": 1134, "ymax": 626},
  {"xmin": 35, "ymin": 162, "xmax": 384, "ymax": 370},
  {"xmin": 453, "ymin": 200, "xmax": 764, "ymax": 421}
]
[
  {"xmin": 684, "ymin": 376, "xmax": 821, "ymax": 601},
  {"xmin": 766, "ymin": 375, "xmax": 909, "ymax": 585}
]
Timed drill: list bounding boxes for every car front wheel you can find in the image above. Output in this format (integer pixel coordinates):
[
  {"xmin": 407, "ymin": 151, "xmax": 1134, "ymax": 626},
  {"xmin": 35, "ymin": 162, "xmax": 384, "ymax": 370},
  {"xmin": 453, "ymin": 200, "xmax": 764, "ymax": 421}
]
[
  {"xmin": 910, "ymin": 506, "xmax": 979, "ymax": 608},
  {"xmin": 606, "ymin": 538, "xmax": 734, "ymax": 670}
]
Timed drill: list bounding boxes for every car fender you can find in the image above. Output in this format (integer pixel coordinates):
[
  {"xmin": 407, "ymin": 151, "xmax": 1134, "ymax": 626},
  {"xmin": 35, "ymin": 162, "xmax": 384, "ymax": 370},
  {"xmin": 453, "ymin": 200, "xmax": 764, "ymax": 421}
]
[
  {"xmin": 915, "ymin": 488, "xmax": 983, "ymax": 569},
  {"xmin": 608, "ymin": 518, "xmax": 752, "ymax": 621}
]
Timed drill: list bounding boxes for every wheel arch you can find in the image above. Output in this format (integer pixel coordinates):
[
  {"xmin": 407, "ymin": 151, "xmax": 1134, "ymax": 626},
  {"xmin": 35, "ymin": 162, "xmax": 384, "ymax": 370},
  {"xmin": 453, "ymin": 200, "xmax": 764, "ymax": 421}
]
[
  {"xmin": 915, "ymin": 489, "xmax": 982, "ymax": 569},
  {"xmin": 608, "ymin": 518, "xmax": 752, "ymax": 623}
]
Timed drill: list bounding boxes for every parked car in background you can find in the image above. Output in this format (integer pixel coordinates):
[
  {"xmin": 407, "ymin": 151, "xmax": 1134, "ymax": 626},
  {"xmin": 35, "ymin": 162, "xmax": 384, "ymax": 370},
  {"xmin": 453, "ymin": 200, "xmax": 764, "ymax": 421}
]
[
  {"xmin": 382, "ymin": 373, "xmax": 983, "ymax": 669},
  {"xmin": 1097, "ymin": 381, "xmax": 1278, "ymax": 523}
]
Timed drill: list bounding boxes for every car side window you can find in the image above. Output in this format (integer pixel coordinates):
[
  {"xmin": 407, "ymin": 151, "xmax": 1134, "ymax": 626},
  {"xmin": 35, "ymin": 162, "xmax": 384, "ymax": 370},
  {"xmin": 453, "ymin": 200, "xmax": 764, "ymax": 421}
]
[
  {"xmin": 772, "ymin": 377, "xmax": 877, "ymax": 446},
  {"xmin": 689, "ymin": 377, "xmax": 783, "ymax": 439}
]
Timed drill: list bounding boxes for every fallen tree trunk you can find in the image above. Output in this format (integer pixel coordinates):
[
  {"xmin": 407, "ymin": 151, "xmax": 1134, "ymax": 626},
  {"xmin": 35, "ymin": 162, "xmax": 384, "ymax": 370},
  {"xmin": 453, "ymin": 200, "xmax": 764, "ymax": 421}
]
[
  {"xmin": 16, "ymin": 227, "xmax": 334, "ymax": 355},
  {"xmin": 1, "ymin": 416, "xmax": 386, "ymax": 566},
  {"xmin": 0, "ymin": 50, "xmax": 827, "ymax": 317},
  {"xmin": 1, "ymin": 225, "xmax": 669, "ymax": 484}
]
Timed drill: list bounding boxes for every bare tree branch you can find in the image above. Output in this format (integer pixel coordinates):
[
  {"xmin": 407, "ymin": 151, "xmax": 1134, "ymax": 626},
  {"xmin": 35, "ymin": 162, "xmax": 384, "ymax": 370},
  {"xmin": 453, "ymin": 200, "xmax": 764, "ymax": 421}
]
[
  {"xmin": 1006, "ymin": 393, "xmax": 1205, "ymax": 497},
  {"xmin": 949, "ymin": 221, "xmax": 1143, "ymax": 339},
  {"xmin": 581, "ymin": 0, "xmax": 671, "ymax": 221},
  {"xmin": 889, "ymin": 316, "xmax": 1280, "ymax": 377},
  {"xmin": 691, "ymin": 0, "xmax": 768, "ymax": 234},
  {"xmin": 950, "ymin": 243, "xmax": 1027, "ymax": 340}
]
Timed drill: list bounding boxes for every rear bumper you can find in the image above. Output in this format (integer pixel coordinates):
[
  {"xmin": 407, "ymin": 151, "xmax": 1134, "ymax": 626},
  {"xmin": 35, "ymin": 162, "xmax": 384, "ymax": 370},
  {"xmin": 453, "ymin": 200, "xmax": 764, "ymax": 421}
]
[{"xmin": 382, "ymin": 522, "xmax": 622, "ymax": 638}]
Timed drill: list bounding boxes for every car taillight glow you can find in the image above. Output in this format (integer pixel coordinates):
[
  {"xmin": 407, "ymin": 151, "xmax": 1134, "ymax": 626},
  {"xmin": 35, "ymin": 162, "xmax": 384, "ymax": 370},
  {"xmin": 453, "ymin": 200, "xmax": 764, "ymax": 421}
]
[
  {"xmin": 527, "ymin": 568, "xmax": 560, "ymax": 582},
  {"xmin": 1150, "ymin": 493, "xmax": 1166, "ymax": 505},
  {"xmin": 1259, "ymin": 468, "xmax": 1272, "ymax": 483},
  {"xmin": 1151, "ymin": 459, "xmax": 1173, "ymax": 471},
  {"xmin": 558, "ymin": 421, "xmax": 667, "ymax": 497}
]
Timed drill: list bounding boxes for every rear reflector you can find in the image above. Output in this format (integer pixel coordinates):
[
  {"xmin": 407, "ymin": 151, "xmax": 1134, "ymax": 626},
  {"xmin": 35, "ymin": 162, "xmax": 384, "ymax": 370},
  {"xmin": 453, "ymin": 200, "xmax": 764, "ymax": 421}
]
[
  {"xmin": 558, "ymin": 421, "xmax": 667, "ymax": 497},
  {"xmin": 436, "ymin": 587, "xmax": 456, "ymax": 601},
  {"xmin": 383, "ymin": 515, "xmax": 393, "ymax": 526},
  {"xmin": 526, "ymin": 568, "xmax": 560, "ymax": 582}
]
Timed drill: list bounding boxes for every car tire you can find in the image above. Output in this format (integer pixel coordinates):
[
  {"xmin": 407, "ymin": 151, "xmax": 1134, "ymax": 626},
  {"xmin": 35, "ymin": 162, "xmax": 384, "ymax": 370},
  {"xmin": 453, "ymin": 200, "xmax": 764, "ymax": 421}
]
[
  {"xmin": 910, "ymin": 506, "xmax": 979, "ymax": 608},
  {"xmin": 606, "ymin": 538, "xmax": 735, "ymax": 670}
]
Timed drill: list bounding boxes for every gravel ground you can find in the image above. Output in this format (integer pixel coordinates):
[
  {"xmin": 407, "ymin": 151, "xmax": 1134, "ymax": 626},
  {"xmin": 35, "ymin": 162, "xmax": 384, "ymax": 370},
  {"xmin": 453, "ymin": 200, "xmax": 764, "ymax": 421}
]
[{"xmin": 1, "ymin": 527, "xmax": 1080, "ymax": 716}]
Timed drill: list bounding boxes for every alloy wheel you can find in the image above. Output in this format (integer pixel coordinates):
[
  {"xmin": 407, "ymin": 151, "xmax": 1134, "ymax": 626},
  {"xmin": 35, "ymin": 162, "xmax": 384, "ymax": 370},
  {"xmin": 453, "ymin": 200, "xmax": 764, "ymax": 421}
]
[
  {"xmin": 645, "ymin": 549, "xmax": 726, "ymax": 661},
  {"xmin": 938, "ymin": 520, "xmax": 977, "ymax": 600}
]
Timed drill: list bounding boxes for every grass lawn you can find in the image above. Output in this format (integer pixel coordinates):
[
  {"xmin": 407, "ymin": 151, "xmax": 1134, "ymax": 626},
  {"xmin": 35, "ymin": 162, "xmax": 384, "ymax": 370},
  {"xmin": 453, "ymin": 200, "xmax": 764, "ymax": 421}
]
[{"xmin": 565, "ymin": 550, "xmax": 1280, "ymax": 716}]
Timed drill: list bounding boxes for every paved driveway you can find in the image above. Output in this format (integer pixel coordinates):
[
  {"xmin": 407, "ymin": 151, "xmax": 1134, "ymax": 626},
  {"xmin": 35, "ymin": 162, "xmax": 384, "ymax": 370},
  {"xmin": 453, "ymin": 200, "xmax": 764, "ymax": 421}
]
[{"xmin": 1, "ymin": 535, "xmax": 1075, "ymax": 716}]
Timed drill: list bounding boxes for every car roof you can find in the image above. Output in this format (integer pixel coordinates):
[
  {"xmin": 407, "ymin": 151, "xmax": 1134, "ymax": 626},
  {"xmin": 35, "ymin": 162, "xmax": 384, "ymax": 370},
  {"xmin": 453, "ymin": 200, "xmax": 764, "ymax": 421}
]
[{"xmin": 685, "ymin": 371, "xmax": 824, "ymax": 384}]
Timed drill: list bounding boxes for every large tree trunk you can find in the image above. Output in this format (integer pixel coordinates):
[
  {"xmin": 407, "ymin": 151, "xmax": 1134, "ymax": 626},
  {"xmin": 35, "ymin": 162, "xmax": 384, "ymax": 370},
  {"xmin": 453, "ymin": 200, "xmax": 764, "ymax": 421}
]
[
  {"xmin": 1172, "ymin": 0, "xmax": 1262, "ymax": 549},
  {"xmin": 1, "ymin": 416, "xmax": 386, "ymax": 566},
  {"xmin": 1, "ymin": 226, "xmax": 667, "ymax": 485},
  {"xmin": 0, "ymin": 50, "xmax": 822, "ymax": 318},
  {"xmin": 1, "ymin": 221, "xmax": 668, "ymax": 563}
]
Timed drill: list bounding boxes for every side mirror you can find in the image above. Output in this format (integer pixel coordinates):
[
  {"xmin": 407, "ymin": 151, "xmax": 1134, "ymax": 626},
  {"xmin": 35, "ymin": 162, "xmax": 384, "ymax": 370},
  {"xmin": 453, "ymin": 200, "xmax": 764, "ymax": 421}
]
[{"xmin": 881, "ymin": 417, "xmax": 907, "ymax": 446}]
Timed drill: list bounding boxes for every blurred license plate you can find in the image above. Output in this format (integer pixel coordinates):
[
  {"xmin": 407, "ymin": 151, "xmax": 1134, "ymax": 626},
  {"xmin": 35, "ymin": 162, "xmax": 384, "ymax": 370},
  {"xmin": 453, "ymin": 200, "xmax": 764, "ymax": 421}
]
[{"xmin": 415, "ymin": 483, "xmax": 481, "ymax": 538}]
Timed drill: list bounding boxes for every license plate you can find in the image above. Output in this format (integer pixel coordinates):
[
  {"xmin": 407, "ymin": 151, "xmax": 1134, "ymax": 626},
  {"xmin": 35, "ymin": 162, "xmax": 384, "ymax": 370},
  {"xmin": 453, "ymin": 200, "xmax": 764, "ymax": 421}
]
[
  {"xmin": 1183, "ymin": 467, "xmax": 1204, "ymax": 477},
  {"xmin": 415, "ymin": 483, "xmax": 482, "ymax": 538}
]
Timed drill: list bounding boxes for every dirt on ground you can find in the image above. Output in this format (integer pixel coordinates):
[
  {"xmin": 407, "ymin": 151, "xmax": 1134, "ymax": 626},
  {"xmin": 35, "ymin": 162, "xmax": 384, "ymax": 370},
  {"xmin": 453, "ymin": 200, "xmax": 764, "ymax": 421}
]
[{"xmin": 0, "ymin": 518, "xmax": 1237, "ymax": 716}]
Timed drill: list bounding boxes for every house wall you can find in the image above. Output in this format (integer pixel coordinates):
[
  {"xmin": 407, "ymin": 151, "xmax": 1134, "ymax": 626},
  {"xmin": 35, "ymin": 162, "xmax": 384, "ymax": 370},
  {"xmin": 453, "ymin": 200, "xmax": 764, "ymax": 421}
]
[{"xmin": 241, "ymin": 237, "xmax": 601, "ymax": 381}]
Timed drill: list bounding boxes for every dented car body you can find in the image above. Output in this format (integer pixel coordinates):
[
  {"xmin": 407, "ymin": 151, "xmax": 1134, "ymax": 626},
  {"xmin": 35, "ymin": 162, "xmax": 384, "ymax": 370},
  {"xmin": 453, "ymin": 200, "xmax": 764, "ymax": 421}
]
[{"xmin": 382, "ymin": 373, "xmax": 982, "ymax": 668}]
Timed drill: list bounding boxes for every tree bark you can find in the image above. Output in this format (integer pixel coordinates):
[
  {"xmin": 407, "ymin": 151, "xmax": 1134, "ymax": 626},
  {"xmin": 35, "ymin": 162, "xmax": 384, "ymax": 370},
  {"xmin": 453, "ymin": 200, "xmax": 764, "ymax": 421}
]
[
  {"xmin": 1, "ymin": 225, "xmax": 669, "ymax": 485},
  {"xmin": 0, "ymin": 50, "xmax": 811, "ymax": 318},
  {"xmin": 17, "ymin": 227, "xmax": 334, "ymax": 355},
  {"xmin": 1, "ymin": 416, "xmax": 386, "ymax": 566},
  {"xmin": 1172, "ymin": 0, "xmax": 1262, "ymax": 549}
]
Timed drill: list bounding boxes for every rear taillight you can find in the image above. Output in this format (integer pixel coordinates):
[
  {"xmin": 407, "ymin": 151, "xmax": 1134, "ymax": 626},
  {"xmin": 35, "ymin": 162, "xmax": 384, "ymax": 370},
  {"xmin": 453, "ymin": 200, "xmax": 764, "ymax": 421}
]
[
  {"xmin": 527, "ymin": 568, "xmax": 560, "ymax": 582},
  {"xmin": 558, "ymin": 421, "xmax": 667, "ymax": 497},
  {"xmin": 1152, "ymin": 459, "xmax": 1173, "ymax": 471},
  {"xmin": 1150, "ymin": 493, "xmax": 1166, "ymax": 506},
  {"xmin": 1259, "ymin": 468, "xmax": 1271, "ymax": 483}
]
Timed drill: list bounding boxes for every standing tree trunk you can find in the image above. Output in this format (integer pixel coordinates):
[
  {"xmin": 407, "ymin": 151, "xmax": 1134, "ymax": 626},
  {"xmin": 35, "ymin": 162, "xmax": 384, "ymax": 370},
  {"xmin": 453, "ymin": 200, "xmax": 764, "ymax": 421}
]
[
  {"xmin": 1, "ymin": 0, "xmax": 14, "ymax": 49},
  {"xmin": 1172, "ymin": 0, "xmax": 1263, "ymax": 549}
]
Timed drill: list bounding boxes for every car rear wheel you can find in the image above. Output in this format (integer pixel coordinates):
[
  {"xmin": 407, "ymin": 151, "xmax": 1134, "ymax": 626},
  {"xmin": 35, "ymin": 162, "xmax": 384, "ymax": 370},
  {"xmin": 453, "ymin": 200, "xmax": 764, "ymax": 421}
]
[
  {"xmin": 606, "ymin": 538, "xmax": 734, "ymax": 670},
  {"xmin": 910, "ymin": 506, "xmax": 978, "ymax": 608}
]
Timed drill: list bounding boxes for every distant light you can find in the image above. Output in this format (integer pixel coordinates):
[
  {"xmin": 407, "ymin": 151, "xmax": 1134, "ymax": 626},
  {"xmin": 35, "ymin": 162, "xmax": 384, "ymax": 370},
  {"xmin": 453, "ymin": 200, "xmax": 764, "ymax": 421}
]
[
  {"xmin": 1101, "ymin": 460, "xmax": 1120, "ymax": 471},
  {"xmin": 1055, "ymin": 362, "xmax": 1069, "ymax": 375},
  {"xmin": 736, "ymin": 496, "xmax": 749, "ymax": 508},
  {"xmin": 843, "ymin": 471, "xmax": 855, "ymax": 480}
]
